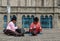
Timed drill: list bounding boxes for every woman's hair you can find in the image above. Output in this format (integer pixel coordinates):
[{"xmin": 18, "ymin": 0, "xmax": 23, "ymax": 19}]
[
  {"xmin": 11, "ymin": 17, "xmax": 17, "ymax": 21},
  {"xmin": 33, "ymin": 17, "xmax": 39, "ymax": 22}
]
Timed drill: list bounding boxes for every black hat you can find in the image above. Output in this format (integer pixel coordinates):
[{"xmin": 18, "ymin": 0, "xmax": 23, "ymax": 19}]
[
  {"xmin": 11, "ymin": 17, "xmax": 17, "ymax": 21},
  {"xmin": 34, "ymin": 17, "xmax": 39, "ymax": 22}
]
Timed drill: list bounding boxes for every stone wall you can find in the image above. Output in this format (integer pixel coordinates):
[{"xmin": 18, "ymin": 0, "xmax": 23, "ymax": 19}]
[{"xmin": 0, "ymin": 0, "xmax": 60, "ymax": 29}]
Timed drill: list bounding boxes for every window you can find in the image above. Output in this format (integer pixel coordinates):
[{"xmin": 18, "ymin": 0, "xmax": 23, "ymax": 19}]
[
  {"xmin": 4, "ymin": 15, "xmax": 7, "ymax": 22},
  {"xmin": 4, "ymin": 15, "xmax": 7, "ymax": 28}
]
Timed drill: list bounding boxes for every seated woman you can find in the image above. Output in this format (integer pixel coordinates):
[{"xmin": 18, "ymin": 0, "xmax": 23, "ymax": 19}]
[
  {"xmin": 29, "ymin": 17, "xmax": 42, "ymax": 36},
  {"xmin": 3, "ymin": 17, "xmax": 25, "ymax": 36}
]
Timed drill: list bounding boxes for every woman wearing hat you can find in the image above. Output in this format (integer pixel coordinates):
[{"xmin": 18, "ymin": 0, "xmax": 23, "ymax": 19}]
[{"xmin": 3, "ymin": 17, "xmax": 24, "ymax": 36}]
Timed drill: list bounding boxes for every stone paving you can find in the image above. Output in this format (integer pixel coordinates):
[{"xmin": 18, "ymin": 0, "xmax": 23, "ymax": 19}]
[{"xmin": 0, "ymin": 28, "xmax": 60, "ymax": 41}]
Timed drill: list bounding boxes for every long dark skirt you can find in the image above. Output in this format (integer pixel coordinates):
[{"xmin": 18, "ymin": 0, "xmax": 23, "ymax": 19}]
[{"xmin": 3, "ymin": 28, "xmax": 25, "ymax": 36}]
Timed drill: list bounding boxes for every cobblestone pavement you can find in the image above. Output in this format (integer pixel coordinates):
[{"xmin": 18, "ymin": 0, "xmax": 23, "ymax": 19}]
[{"xmin": 0, "ymin": 28, "xmax": 60, "ymax": 41}]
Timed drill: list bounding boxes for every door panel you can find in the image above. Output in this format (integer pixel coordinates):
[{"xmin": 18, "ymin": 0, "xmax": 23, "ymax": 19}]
[
  {"xmin": 22, "ymin": 15, "xmax": 34, "ymax": 28},
  {"xmin": 4, "ymin": 15, "xmax": 7, "ymax": 28},
  {"xmin": 40, "ymin": 15, "xmax": 52, "ymax": 28}
]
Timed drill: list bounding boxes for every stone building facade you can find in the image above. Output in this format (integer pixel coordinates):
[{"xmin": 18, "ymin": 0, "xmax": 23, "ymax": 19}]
[{"xmin": 0, "ymin": 0, "xmax": 60, "ymax": 30}]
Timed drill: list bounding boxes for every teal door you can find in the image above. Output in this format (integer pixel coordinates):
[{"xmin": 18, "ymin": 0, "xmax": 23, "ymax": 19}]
[
  {"xmin": 45, "ymin": 16, "xmax": 49, "ymax": 28},
  {"xmin": 49, "ymin": 15, "xmax": 52, "ymax": 28},
  {"xmin": 40, "ymin": 15, "xmax": 52, "ymax": 28},
  {"xmin": 40, "ymin": 15, "xmax": 45, "ymax": 28},
  {"xmin": 22, "ymin": 15, "xmax": 30, "ymax": 28},
  {"xmin": 22, "ymin": 15, "xmax": 34, "ymax": 28},
  {"xmin": 4, "ymin": 15, "xmax": 7, "ymax": 28},
  {"xmin": 31, "ymin": 15, "xmax": 34, "ymax": 22}
]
